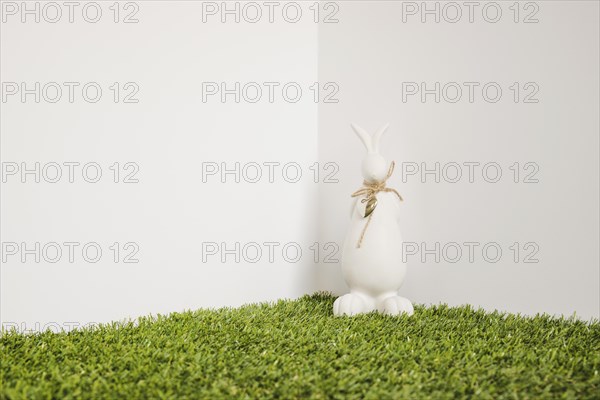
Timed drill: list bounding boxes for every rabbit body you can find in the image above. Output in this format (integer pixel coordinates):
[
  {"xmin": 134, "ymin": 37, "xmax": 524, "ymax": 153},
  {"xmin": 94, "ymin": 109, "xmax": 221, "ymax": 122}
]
[
  {"xmin": 333, "ymin": 123, "xmax": 414, "ymax": 317},
  {"xmin": 342, "ymin": 191, "xmax": 406, "ymax": 295}
]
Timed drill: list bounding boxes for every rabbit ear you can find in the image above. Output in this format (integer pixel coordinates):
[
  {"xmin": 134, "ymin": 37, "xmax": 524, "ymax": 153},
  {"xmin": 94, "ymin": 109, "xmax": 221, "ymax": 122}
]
[
  {"xmin": 351, "ymin": 123, "xmax": 373, "ymax": 153},
  {"xmin": 371, "ymin": 123, "xmax": 389, "ymax": 153}
]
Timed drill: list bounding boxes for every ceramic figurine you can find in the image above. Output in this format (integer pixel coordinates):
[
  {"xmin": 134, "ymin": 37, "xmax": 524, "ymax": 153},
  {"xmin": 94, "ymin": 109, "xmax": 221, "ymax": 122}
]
[{"xmin": 333, "ymin": 123, "xmax": 414, "ymax": 317}]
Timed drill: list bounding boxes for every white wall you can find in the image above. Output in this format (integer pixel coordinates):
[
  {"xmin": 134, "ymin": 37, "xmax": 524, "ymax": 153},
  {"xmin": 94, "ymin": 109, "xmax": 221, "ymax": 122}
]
[
  {"xmin": 317, "ymin": 1, "xmax": 599, "ymax": 320},
  {"xmin": 1, "ymin": 1, "xmax": 319, "ymax": 332},
  {"xmin": 1, "ymin": 1, "xmax": 598, "ymax": 332}
]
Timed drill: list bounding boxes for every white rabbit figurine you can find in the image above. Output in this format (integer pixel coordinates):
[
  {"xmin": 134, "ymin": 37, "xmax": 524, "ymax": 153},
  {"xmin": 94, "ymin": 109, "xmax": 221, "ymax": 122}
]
[{"xmin": 333, "ymin": 123, "xmax": 414, "ymax": 317}]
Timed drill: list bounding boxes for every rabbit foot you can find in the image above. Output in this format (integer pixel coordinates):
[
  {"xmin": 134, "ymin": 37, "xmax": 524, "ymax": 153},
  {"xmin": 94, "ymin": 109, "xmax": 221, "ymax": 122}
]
[
  {"xmin": 333, "ymin": 293, "xmax": 371, "ymax": 316},
  {"xmin": 380, "ymin": 296, "xmax": 414, "ymax": 316}
]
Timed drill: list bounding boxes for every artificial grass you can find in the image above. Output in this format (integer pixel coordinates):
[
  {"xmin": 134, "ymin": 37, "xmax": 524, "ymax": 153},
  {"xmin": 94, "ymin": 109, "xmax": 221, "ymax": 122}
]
[{"xmin": 1, "ymin": 293, "xmax": 599, "ymax": 399}]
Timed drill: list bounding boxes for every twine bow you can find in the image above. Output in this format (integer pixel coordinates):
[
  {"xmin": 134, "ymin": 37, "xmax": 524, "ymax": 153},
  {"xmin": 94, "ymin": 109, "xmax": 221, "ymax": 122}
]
[{"xmin": 351, "ymin": 161, "xmax": 403, "ymax": 248}]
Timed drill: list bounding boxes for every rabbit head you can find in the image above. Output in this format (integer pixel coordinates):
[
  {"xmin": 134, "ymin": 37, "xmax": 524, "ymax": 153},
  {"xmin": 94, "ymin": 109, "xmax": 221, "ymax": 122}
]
[{"xmin": 351, "ymin": 123, "xmax": 390, "ymax": 183}]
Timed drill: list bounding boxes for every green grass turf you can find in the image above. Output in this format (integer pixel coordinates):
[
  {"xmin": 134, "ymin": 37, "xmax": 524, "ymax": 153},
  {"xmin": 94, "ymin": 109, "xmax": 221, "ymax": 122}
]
[{"xmin": 1, "ymin": 293, "xmax": 599, "ymax": 399}]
